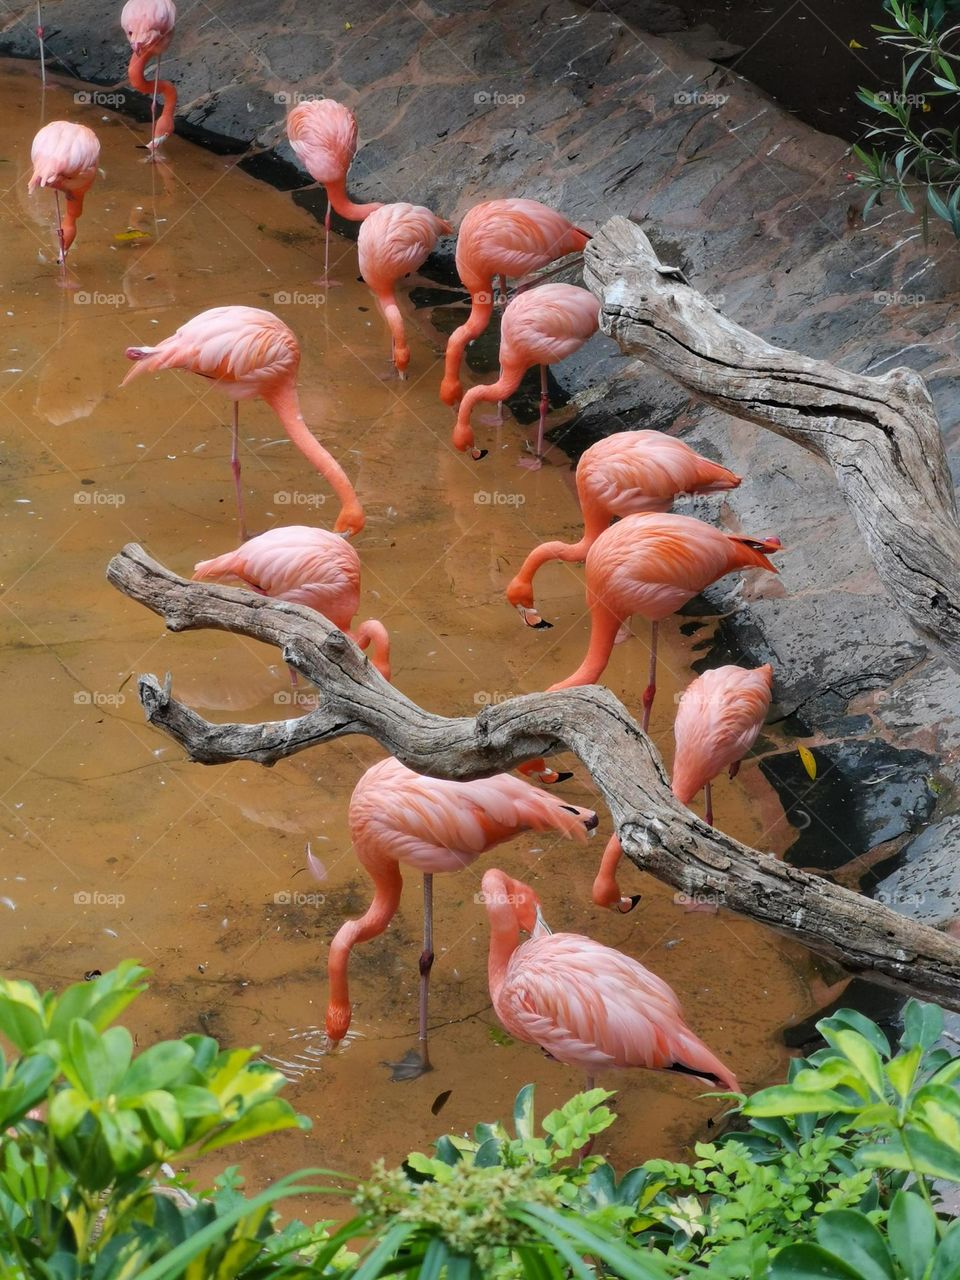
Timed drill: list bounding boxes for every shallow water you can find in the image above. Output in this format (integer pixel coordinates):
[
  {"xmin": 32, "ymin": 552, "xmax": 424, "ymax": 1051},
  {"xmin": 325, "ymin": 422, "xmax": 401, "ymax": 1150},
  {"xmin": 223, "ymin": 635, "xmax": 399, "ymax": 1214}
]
[{"xmin": 0, "ymin": 62, "xmax": 823, "ymax": 1204}]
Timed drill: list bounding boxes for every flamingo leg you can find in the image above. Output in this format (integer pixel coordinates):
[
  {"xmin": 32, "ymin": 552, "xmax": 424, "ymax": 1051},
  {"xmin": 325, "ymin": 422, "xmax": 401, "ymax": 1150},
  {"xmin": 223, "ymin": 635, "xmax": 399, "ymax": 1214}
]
[
  {"xmin": 641, "ymin": 621, "xmax": 658, "ymax": 734},
  {"xmin": 324, "ymin": 202, "xmax": 331, "ymax": 286},
  {"xmin": 704, "ymin": 781, "xmax": 713, "ymax": 827},
  {"xmin": 53, "ymin": 189, "xmax": 65, "ymax": 266},
  {"xmin": 497, "ymin": 273, "xmax": 508, "ymax": 306},
  {"xmin": 230, "ymin": 403, "xmax": 248, "ymax": 542},
  {"xmin": 418, "ymin": 873, "xmax": 434, "ymax": 1070},
  {"xmin": 36, "ymin": 1, "xmax": 46, "ymax": 87},
  {"xmin": 149, "ymin": 54, "xmax": 161, "ymax": 154}
]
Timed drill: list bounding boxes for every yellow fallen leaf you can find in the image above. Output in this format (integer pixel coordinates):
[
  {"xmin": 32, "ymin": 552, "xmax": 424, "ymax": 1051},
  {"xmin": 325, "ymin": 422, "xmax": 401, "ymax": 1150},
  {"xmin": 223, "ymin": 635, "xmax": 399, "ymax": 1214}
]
[
  {"xmin": 113, "ymin": 229, "xmax": 151, "ymax": 243},
  {"xmin": 849, "ymin": 38, "xmax": 865, "ymax": 48},
  {"xmin": 922, "ymin": 101, "xmax": 932, "ymax": 112},
  {"xmin": 798, "ymin": 745, "xmax": 817, "ymax": 781},
  {"xmin": 344, "ymin": 21, "xmax": 352, "ymax": 28}
]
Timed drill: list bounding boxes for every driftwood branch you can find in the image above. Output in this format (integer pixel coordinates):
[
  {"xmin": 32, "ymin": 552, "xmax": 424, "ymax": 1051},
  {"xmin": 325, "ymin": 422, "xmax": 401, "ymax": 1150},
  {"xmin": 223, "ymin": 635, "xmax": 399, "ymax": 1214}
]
[
  {"xmin": 584, "ymin": 216, "xmax": 960, "ymax": 671},
  {"xmin": 108, "ymin": 542, "xmax": 960, "ymax": 1012}
]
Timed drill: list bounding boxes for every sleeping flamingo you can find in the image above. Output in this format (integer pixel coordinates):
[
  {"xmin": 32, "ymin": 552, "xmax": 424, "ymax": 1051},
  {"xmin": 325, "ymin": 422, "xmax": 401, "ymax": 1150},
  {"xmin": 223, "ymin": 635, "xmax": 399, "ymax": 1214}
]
[
  {"xmin": 440, "ymin": 199, "xmax": 590, "ymax": 407},
  {"xmin": 507, "ymin": 431, "xmax": 741, "ymax": 628},
  {"xmin": 592, "ymin": 663, "xmax": 774, "ymax": 912},
  {"xmin": 286, "ymin": 99, "xmax": 382, "ymax": 284},
  {"xmin": 358, "ymin": 202, "xmax": 452, "ymax": 378},
  {"xmin": 325, "ymin": 757, "xmax": 598, "ymax": 1076},
  {"xmin": 548, "ymin": 513, "xmax": 781, "ymax": 732},
  {"xmin": 452, "ymin": 283, "xmax": 599, "ymax": 468},
  {"xmin": 482, "ymin": 867, "xmax": 739, "ymax": 1097},
  {"xmin": 122, "ymin": 306, "xmax": 364, "ymax": 539},
  {"xmin": 193, "ymin": 526, "xmax": 390, "ymax": 679},
  {"xmin": 121, "ymin": 0, "xmax": 177, "ymax": 155},
  {"xmin": 28, "ymin": 121, "xmax": 101, "ymax": 265}
]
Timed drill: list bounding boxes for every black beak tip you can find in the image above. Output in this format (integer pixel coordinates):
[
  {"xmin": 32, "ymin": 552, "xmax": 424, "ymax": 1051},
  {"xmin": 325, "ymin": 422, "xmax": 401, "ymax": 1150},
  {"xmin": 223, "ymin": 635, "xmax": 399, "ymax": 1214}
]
[
  {"xmin": 554, "ymin": 771, "xmax": 574, "ymax": 783},
  {"xmin": 533, "ymin": 619, "xmax": 553, "ymax": 630},
  {"xmin": 626, "ymin": 893, "xmax": 642, "ymax": 912},
  {"xmin": 584, "ymin": 812, "xmax": 600, "ymax": 831}
]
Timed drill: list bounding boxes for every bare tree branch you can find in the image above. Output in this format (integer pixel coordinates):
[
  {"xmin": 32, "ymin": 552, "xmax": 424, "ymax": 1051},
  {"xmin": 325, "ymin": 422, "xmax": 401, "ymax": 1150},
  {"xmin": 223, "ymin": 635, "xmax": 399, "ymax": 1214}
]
[
  {"xmin": 108, "ymin": 542, "xmax": 960, "ymax": 1013},
  {"xmin": 584, "ymin": 215, "xmax": 960, "ymax": 670}
]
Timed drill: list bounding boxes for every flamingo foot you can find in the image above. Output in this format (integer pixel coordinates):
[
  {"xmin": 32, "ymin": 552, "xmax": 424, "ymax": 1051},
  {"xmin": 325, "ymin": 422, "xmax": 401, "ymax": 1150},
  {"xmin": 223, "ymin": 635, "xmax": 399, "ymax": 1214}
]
[{"xmin": 382, "ymin": 1048, "xmax": 433, "ymax": 1082}]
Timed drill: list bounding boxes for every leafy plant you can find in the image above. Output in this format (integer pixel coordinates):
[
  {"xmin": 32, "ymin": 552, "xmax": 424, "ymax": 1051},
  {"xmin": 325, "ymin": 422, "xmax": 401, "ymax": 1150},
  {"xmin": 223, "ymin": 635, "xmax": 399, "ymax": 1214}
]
[{"xmin": 855, "ymin": 0, "xmax": 960, "ymax": 232}]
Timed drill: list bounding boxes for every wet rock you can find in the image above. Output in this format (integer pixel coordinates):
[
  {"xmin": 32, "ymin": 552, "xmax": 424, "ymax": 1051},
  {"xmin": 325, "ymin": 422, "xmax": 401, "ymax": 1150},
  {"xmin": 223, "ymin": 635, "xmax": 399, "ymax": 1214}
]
[{"xmin": 872, "ymin": 815, "xmax": 960, "ymax": 927}]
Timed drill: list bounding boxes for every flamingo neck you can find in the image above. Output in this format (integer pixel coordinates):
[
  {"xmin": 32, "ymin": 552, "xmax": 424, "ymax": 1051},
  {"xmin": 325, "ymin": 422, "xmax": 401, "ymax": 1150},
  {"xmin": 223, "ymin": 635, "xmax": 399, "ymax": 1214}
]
[
  {"xmin": 486, "ymin": 916, "xmax": 521, "ymax": 1007},
  {"xmin": 452, "ymin": 364, "xmax": 525, "ymax": 452},
  {"xmin": 378, "ymin": 294, "xmax": 409, "ymax": 374},
  {"xmin": 128, "ymin": 51, "xmax": 177, "ymax": 137},
  {"xmin": 440, "ymin": 289, "xmax": 496, "ymax": 405},
  {"xmin": 324, "ymin": 177, "xmax": 382, "ymax": 223},
  {"xmin": 506, "ymin": 535, "xmax": 592, "ymax": 609},
  {"xmin": 262, "ymin": 380, "xmax": 364, "ymax": 537},
  {"xmin": 352, "ymin": 620, "xmax": 391, "ymax": 681},
  {"xmin": 325, "ymin": 861, "xmax": 403, "ymax": 1042},
  {"xmin": 548, "ymin": 604, "xmax": 622, "ymax": 689}
]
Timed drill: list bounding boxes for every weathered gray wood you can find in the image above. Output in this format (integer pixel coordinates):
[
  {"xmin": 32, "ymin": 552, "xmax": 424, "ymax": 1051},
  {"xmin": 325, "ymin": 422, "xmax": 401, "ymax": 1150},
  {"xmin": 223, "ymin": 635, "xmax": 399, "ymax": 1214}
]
[
  {"xmin": 584, "ymin": 215, "xmax": 960, "ymax": 671},
  {"xmin": 108, "ymin": 542, "xmax": 960, "ymax": 1012}
]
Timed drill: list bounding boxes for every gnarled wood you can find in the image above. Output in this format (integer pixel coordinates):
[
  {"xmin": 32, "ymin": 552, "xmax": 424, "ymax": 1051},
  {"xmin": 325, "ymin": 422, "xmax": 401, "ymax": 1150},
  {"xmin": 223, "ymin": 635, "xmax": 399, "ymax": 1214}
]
[
  {"xmin": 584, "ymin": 215, "xmax": 960, "ymax": 671},
  {"xmin": 108, "ymin": 542, "xmax": 960, "ymax": 1013}
]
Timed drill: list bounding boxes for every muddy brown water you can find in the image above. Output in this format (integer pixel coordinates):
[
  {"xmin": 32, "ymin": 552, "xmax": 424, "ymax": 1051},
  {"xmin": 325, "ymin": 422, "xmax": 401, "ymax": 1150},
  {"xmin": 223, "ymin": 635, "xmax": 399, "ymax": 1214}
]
[{"xmin": 0, "ymin": 62, "xmax": 826, "ymax": 1212}]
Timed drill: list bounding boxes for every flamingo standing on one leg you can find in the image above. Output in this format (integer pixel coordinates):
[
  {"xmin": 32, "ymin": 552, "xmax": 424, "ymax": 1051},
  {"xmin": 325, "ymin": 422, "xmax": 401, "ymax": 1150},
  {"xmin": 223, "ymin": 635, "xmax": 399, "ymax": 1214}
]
[
  {"xmin": 193, "ymin": 526, "xmax": 390, "ymax": 679},
  {"xmin": 286, "ymin": 99, "xmax": 383, "ymax": 285},
  {"xmin": 440, "ymin": 200, "xmax": 590, "ymax": 407},
  {"xmin": 36, "ymin": 1, "xmax": 46, "ymax": 87},
  {"xmin": 325, "ymin": 757, "xmax": 598, "ymax": 1077},
  {"xmin": 482, "ymin": 867, "xmax": 739, "ymax": 1104},
  {"xmin": 122, "ymin": 306, "xmax": 364, "ymax": 539},
  {"xmin": 547, "ymin": 513, "xmax": 781, "ymax": 732},
  {"xmin": 358, "ymin": 202, "xmax": 452, "ymax": 379},
  {"xmin": 121, "ymin": 0, "xmax": 177, "ymax": 156},
  {"xmin": 452, "ymin": 283, "xmax": 598, "ymax": 468},
  {"xmin": 28, "ymin": 121, "xmax": 101, "ymax": 266},
  {"xmin": 507, "ymin": 431, "xmax": 742, "ymax": 628},
  {"xmin": 593, "ymin": 663, "xmax": 774, "ymax": 912}
]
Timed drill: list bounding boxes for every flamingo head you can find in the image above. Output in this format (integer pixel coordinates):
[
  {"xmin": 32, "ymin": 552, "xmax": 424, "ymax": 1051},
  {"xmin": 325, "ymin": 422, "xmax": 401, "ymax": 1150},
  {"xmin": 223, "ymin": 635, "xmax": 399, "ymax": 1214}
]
[{"xmin": 481, "ymin": 869, "xmax": 546, "ymax": 936}]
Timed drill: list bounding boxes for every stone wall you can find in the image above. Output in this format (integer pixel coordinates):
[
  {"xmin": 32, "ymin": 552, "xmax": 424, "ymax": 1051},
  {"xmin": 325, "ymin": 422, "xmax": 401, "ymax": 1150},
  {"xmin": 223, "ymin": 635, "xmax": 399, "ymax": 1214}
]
[{"xmin": 5, "ymin": 0, "xmax": 960, "ymax": 941}]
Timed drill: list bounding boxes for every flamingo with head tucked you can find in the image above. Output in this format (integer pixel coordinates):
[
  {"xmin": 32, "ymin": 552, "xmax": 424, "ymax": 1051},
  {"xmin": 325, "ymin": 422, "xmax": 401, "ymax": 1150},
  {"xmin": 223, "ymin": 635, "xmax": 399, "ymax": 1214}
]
[
  {"xmin": 482, "ymin": 867, "xmax": 739, "ymax": 1097},
  {"xmin": 28, "ymin": 121, "xmax": 101, "ymax": 266},
  {"xmin": 121, "ymin": 0, "xmax": 177, "ymax": 155},
  {"xmin": 286, "ymin": 99, "xmax": 383, "ymax": 284},
  {"xmin": 193, "ymin": 526, "xmax": 390, "ymax": 679},
  {"xmin": 548, "ymin": 513, "xmax": 781, "ymax": 732},
  {"xmin": 452, "ymin": 283, "xmax": 599, "ymax": 468},
  {"xmin": 122, "ymin": 306, "xmax": 364, "ymax": 540},
  {"xmin": 592, "ymin": 663, "xmax": 774, "ymax": 912},
  {"xmin": 441, "ymin": 199, "xmax": 590, "ymax": 407},
  {"xmin": 507, "ymin": 431, "xmax": 741, "ymax": 628},
  {"xmin": 325, "ymin": 757, "xmax": 598, "ymax": 1077},
  {"xmin": 358, "ymin": 202, "xmax": 452, "ymax": 379}
]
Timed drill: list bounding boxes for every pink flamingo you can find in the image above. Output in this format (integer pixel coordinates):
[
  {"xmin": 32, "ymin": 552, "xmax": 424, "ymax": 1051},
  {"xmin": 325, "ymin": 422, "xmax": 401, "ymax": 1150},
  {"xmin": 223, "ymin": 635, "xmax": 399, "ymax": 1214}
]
[
  {"xmin": 286, "ymin": 99, "xmax": 383, "ymax": 284},
  {"xmin": 121, "ymin": 0, "xmax": 177, "ymax": 156},
  {"xmin": 358, "ymin": 202, "xmax": 452, "ymax": 379},
  {"xmin": 507, "ymin": 431, "xmax": 742, "ymax": 628},
  {"xmin": 122, "ymin": 306, "xmax": 364, "ymax": 540},
  {"xmin": 452, "ymin": 283, "xmax": 599, "ymax": 468},
  {"xmin": 325, "ymin": 757, "xmax": 598, "ymax": 1076},
  {"xmin": 482, "ymin": 867, "xmax": 739, "ymax": 1097},
  {"xmin": 193, "ymin": 526, "xmax": 390, "ymax": 680},
  {"xmin": 592, "ymin": 663, "xmax": 774, "ymax": 912},
  {"xmin": 28, "ymin": 121, "xmax": 101, "ymax": 265},
  {"xmin": 548, "ymin": 513, "xmax": 781, "ymax": 732},
  {"xmin": 440, "ymin": 199, "xmax": 590, "ymax": 407}
]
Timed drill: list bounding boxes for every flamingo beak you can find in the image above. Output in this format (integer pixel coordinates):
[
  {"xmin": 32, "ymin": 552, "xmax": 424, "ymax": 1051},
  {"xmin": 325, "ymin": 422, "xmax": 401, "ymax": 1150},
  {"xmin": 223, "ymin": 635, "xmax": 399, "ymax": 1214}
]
[{"xmin": 533, "ymin": 905, "xmax": 552, "ymax": 936}]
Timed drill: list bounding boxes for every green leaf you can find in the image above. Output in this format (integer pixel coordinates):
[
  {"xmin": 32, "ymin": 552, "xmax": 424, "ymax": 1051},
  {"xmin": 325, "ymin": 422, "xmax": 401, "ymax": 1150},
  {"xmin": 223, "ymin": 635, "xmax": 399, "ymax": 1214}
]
[
  {"xmin": 886, "ymin": 1046, "xmax": 922, "ymax": 1099},
  {"xmin": 0, "ymin": 981, "xmax": 47, "ymax": 1050},
  {"xmin": 197, "ymin": 1097, "xmax": 307, "ymax": 1153},
  {"xmin": 352, "ymin": 1220, "xmax": 419, "ymax": 1280},
  {"xmin": 888, "ymin": 1190, "xmax": 936, "ymax": 1280},
  {"xmin": 514, "ymin": 1083, "xmax": 536, "ymax": 1141},
  {"xmin": 67, "ymin": 1021, "xmax": 131, "ymax": 1097},
  {"xmin": 47, "ymin": 962, "xmax": 148, "ymax": 1039},
  {"xmin": 119, "ymin": 1040, "xmax": 195, "ymax": 1096},
  {"xmin": 831, "ymin": 1031, "xmax": 887, "ymax": 1099},
  {"xmin": 821, "ymin": 1011, "xmax": 891, "ymax": 1059},
  {"xmin": 49, "ymin": 1088, "xmax": 90, "ymax": 1137},
  {"xmin": 770, "ymin": 1243, "xmax": 867, "ymax": 1280},
  {"xmin": 931, "ymin": 1219, "xmax": 960, "ymax": 1280},
  {"xmin": 816, "ymin": 1211, "xmax": 894, "ymax": 1280},
  {"xmin": 418, "ymin": 1237, "xmax": 449, "ymax": 1280},
  {"xmin": 138, "ymin": 1089, "xmax": 185, "ymax": 1148},
  {"xmin": 744, "ymin": 1086, "xmax": 859, "ymax": 1117}
]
